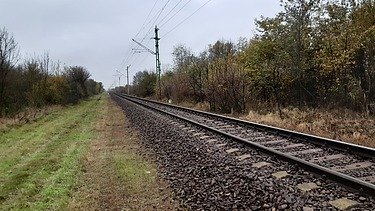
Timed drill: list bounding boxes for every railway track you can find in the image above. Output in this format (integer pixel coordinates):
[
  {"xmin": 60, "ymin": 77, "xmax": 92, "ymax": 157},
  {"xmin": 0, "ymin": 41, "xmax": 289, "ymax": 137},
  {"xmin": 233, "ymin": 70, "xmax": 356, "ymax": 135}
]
[{"xmin": 112, "ymin": 92, "xmax": 375, "ymax": 196}]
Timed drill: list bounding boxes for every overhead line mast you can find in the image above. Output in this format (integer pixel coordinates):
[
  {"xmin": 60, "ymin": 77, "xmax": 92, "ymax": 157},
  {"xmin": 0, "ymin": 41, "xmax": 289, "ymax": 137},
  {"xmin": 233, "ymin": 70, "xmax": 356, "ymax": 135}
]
[
  {"xmin": 154, "ymin": 26, "xmax": 161, "ymax": 98},
  {"xmin": 126, "ymin": 65, "xmax": 131, "ymax": 95},
  {"xmin": 115, "ymin": 70, "xmax": 124, "ymax": 88},
  {"xmin": 132, "ymin": 25, "xmax": 162, "ymax": 98}
]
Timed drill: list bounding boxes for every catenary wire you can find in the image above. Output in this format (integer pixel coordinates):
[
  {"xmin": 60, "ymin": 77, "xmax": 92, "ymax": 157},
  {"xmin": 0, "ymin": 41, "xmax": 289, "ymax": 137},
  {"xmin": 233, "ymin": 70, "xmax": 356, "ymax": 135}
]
[
  {"xmin": 162, "ymin": 0, "xmax": 212, "ymax": 38},
  {"xmin": 135, "ymin": 0, "xmax": 160, "ymax": 39},
  {"xmin": 159, "ymin": 0, "xmax": 192, "ymax": 28},
  {"xmin": 118, "ymin": 0, "xmax": 160, "ymax": 71},
  {"xmin": 141, "ymin": 0, "xmax": 171, "ymax": 42},
  {"xmin": 157, "ymin": 0, "xmax": 184, "ymax": 26}
]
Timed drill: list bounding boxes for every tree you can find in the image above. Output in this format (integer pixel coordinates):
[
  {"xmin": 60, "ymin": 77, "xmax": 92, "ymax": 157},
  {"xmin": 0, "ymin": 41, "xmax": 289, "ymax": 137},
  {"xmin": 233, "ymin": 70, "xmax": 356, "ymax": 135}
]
[
  {"xmin": 0, "ymin": 27, "xmax": 19, "ymax": 113},
  {"xmin": 350, "ymin": 0, "xmax": 375, "ymax": 113},
  {"xmin": 44, "ymin": 75, "xmax": 70, "ymax": 104},
  {"xmin": 315, "ymin": 0, "xmax": 375, "ymax": 112},
  {"xmin": 133, "ymin": 70, "xmax": 157, "ymax": 97},
  {"xmin": 65, "ymin": 66, "xmax": 91, "ymax": 102},
  {"xmin": 85, "ymin": 79, "xmax": 104, "ymax": 96},
  {"xmin": 171, "ymin": 45, "xmax": 196, "ymax": 101},
  {"xmin": 24, "ymin": 58, "xmax": 47, "ymax": 107},
  {"xmin": 160, "ymin": 70, "xmax": 174, "ymax": 100},
  {"xmin": 244, "ymin": 34, "xmax": 291, "ymax": 116},
  {"xmin": 206, "ymin": 40, "xmax": 247, "ymax": 113}
]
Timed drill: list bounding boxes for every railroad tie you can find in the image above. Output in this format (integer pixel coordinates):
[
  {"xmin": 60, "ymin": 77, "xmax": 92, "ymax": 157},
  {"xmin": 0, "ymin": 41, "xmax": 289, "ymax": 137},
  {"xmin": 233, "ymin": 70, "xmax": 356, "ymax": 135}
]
[
  {"xmin": 206, "ymin": 139, "xmax": 218, "ymax": 143},
  {"xmin": 329, "ymin": 198, "xmax": 359, "ymax": 210},
  {"xmin": 220, "ymin": 125, "xmax": 234, "ymax": 128},
  {"xmin": 271, "ymin": 143, "xmax": 305, "ymax": 150},
  {"xmin": 331, "ymin": 161, "xmax": 373, "ymax": 172},
  {"xmin": 193, "ymin": 132, "xmax": 204, "ymax": 137},
  {"xmin": 251, "ymin": 136, "xmax": 271, "ymax": 142},
  {"xmin": 237, "ymin": 154, "xmax": 251, "ymax": 161},
  {"xmin": 252, "ymin": 161, "xmax": 271, "ymax": 168},
  {"xmin": 309, "ymin": 154, "xmax": 346, "ymax": 163},
  {"xmin": 359, "ymin": 175, "xmax": 375, "ymax": 184},
  {"xmin": 297, "ymin": 182, "xmax": 319, "ymax": 192},
  {"xmin": 272, "ymin": 171, "xmax": 290, "ymax": 179},
  {"xmin": 262, "ymin": 139, "xmax": 289, "ymax": 145},
  {"xmin": 286, "ymin": 148, "xmax": 323, "ymax": 156},
  {"xmin": 226, "ymin": 148, "xmax": 239, "ymax": 154},
  {"xmin": 216, "ymin": 143, "xmax": 227, "ymax": 147}
]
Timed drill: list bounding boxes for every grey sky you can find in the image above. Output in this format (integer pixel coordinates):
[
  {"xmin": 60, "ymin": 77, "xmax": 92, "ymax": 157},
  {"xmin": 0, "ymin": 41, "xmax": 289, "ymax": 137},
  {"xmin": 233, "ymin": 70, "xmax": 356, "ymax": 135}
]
[{"xmin": 0, "ymin": 0, "xmax": 282, "ymax": 89}]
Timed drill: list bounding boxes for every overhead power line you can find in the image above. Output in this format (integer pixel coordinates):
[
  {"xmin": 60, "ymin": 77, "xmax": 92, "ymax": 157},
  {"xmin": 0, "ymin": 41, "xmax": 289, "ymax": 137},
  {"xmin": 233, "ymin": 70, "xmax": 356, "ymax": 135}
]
[
  {"xmin": 120, "ymin": 0, "xmax": 212, "ymax": 81},
  {"xmin": 141, "ymin": 0, "xmax": 171, "ymax": 42},
  {"xmin": 153, "ymin": 0, "xmax": 171, "ymax": 25},
  {"xmin": 159, "ymin": 0, "xmax": 192, "ymax": 28},
  {"xmin": 140, "ymin": 1, "xmax": 165, "ymax": 41},
  {"xmin": 162, "ymin": 0, "xmax": 212, "ymax": 38},
  {"xmin": 118, "ymin": 0, "xmax": 160, "ymax": 70},
  {"xmin": 157, "ymin": 0, "xmax": 184, "ymax": 26},
  {"xmin": 119, "ymin": 42, "xmax": 135, "ymax": 69},
  {"xmin": 135, "ymin": 0, "xmax": 160, "ymax": 39}
]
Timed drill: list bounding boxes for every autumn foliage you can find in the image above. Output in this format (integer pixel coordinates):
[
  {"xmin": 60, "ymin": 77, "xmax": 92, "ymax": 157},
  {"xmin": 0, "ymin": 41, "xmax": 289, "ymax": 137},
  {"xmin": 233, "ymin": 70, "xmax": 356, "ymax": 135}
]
[
  {"xmin": 131, "ymin": 0, "xmax": 375, "ymax": 115},
  {"xmin": 0, "ymin": 28, "xmax": 103, "ymax": 116}
]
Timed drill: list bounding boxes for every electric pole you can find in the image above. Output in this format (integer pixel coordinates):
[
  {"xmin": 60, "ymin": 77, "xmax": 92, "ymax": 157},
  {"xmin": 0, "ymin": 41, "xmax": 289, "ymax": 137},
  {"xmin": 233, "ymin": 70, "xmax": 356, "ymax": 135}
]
[
  {"xmin": 131, "ymin": 26, "xmax": 162, "ymax": 98},
  {"xmin": 154, "ymin": 26, "xmax": 161, "ymax": 98},
  {"xmin": 126, "ymin": 65, "xmax": 131, "ymax": 95},
  {"xmin": 116, "ymin": 70, "xmax": 125, "ymax": 90}
]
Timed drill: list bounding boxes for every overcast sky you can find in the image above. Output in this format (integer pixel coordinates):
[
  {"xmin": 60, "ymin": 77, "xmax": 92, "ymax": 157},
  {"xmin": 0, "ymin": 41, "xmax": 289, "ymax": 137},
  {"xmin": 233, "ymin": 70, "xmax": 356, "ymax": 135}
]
[{"xmin": 0, "ymin": 0, "xmax": 282, "ymax": 89}]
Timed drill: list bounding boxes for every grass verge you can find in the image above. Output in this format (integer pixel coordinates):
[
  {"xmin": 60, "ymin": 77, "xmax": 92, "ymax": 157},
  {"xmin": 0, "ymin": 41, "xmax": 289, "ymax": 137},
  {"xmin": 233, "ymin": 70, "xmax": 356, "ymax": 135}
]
[{"xmin": 0, "ymin": 95, "xmax": 105, "ymax": 210}]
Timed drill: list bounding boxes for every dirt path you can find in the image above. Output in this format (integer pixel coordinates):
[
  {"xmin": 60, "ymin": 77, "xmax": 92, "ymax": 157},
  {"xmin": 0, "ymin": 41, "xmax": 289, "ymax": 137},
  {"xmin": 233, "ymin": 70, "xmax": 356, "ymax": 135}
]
[{"xmin": 69, "ymin": 96, "xmax": 178, "ymax": 210}]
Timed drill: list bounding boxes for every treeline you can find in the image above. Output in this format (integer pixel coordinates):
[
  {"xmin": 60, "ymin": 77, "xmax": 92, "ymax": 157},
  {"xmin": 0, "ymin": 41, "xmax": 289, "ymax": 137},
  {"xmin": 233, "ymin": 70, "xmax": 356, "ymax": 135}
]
[
  {"xmin": 131, "ymin": 0, "xmax": 375, "ymax": 115},
  {"xmin": 0, "ymin": 28, "xmax": 103, "ymax": 116}
]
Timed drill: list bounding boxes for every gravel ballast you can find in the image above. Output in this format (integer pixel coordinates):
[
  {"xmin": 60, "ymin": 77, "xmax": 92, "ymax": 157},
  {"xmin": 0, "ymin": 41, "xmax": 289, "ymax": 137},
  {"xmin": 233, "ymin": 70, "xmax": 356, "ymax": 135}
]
[{"xmin": 112, "ymin": 95, "xmax": 375, "ymax": 210}]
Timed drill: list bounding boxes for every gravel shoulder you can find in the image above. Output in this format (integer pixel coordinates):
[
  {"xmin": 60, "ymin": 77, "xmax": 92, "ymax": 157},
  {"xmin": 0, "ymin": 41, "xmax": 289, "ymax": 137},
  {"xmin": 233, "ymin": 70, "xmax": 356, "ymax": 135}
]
[{"xmin": 69, "ymin": 95, "xmax": 178, "ymax": 210}]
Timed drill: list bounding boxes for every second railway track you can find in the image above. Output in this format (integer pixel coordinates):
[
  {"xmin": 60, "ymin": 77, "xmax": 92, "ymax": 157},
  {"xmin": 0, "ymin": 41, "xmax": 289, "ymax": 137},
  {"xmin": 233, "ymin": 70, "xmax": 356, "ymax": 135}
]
[{"xmin": 113, "ymin": 92, "xmax": 375, "ymax": 196}]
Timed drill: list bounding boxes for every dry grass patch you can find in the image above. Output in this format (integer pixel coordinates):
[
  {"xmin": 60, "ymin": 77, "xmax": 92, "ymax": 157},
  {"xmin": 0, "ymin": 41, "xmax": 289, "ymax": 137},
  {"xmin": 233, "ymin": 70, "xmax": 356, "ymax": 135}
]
[{"xmin": 0, "ymin": 106, "xmax": 61, "ymax": 132}]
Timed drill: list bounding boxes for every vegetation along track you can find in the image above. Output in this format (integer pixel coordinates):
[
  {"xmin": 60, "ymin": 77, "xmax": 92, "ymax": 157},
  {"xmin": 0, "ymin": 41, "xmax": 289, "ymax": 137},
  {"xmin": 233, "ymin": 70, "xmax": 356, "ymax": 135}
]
[{"xmin": 112, "ymin": 92, "xmax": 375, "ymax": 196}]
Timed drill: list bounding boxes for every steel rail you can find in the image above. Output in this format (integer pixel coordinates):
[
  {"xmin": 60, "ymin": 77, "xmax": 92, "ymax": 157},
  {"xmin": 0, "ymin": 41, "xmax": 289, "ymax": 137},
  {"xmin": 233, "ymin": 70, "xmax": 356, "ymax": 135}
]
[
  {"xmin": 112, "ymin": 92, "xmax": 375, "ymax": 196},
  {"xmin": 116, "ymin": 93, "xmax": 375, "ymax": 159}
]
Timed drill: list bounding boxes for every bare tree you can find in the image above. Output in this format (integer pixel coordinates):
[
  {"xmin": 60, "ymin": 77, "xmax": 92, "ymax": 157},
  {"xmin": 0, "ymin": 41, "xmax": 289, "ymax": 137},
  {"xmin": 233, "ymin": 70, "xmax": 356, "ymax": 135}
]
[
  {"xmin": 39, "ymin": 52, "xmax": 50, "ymax": 77},
  {"xmin": 0, "ymin": 27, "xmax": 19, "ymax": 110}
]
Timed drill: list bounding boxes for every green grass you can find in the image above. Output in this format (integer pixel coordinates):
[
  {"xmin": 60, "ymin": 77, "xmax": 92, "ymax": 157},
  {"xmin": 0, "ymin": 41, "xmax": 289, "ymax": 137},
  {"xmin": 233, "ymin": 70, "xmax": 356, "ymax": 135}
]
[
  {"xmin": 114, "ymin": 153, "xmax": 157, "ymax": 193},
  {"xmin": 0, "ymin": 95, "xmax": 105, "ymax": 210}
]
